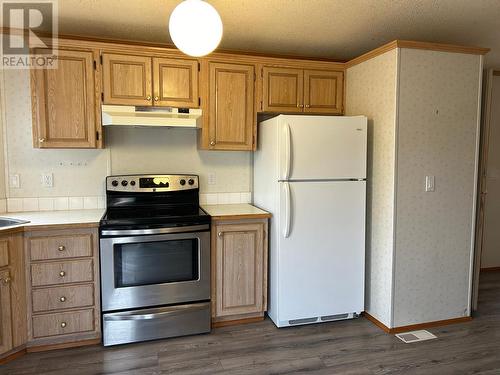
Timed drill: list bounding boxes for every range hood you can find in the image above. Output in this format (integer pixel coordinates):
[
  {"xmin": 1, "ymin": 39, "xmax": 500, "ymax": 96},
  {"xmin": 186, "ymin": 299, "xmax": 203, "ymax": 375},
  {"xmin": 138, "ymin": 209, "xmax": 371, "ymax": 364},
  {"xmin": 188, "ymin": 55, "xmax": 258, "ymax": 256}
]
[{"xmin": 101, "ymin": 105, "xmax": 202, "ymax": 128}]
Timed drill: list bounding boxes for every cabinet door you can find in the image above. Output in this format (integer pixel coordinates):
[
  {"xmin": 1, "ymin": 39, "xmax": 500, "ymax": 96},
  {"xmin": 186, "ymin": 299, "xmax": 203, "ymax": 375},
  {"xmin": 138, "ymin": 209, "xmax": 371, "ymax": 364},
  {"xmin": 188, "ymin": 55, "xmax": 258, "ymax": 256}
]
[
  {"xmin": 31, "ymin": 49, "xmax": 98, "ymax": 148},
  {"xmin": 262, "ymin": 66, "xmax": 303, "ymax": 112},
  {"xmin": 215, "ymin": 223, "xmax": 264, "ymax": 317},
  {"xmin": 0, "ymin": 269, "xmax": 13, "ymax": 355},
  {"xmin": 102, "ymin": 53, "xmax": 152, "ymax": 106},
  {"xmin": 208, "ymin": 62, "xmax": 255, "ymax": 150},
  {"xmin": 153, "ymin": 58, "xmax": 199, "ymax": 107},
  {"xmin": 304, "ymin": 69, "xmax": 344, "ymax": 114}
]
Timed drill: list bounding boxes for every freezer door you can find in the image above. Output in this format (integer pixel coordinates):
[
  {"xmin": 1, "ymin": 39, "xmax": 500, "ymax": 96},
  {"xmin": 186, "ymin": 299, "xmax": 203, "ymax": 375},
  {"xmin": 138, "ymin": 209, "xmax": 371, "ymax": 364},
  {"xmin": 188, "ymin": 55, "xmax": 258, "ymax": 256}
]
[
  {"xmin": 279, "ymin": 116, "xmax": 367, "ymax": 180},
  {"xmin": 277, "ymin": 180, "xmax": 365, "ymax": 323}
]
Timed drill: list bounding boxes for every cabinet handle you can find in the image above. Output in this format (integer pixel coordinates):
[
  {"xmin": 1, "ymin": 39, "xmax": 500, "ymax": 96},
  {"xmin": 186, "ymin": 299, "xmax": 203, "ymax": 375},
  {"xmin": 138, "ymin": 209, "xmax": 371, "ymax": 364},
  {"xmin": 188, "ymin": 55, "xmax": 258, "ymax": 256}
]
[
  {"xmin": 60, "ymin": 296, "xmax": 66, "ymax": 302},
  {"xmin": 146, "ymin": 95, "xmax": 152, "ymax": 101},
  {"xmin": 210, "ymin": 140, "xmax": 216, "ymax": 146},
  {"xmin": 154, "ymin": 96, "xmax": 159, "ymax": 101},
  {"xmin": 59, "ymin": 271, "xmax": 66, "ymax": 277},
  {"xmin": 39, "ymin": 138, "xmax": 45, "ymax": 143},
  {"xmin": 218, "ymin": 232, "xmax": 223, "ymax": 237},
  {"xmin": 305, "ymin": 104, "xmax": 310, "ymax": 108},
  {"xmin": 296, "ymin": 104, "xmax": 300, "ymax": 108},
  {"xmin": 2, "ymin": 277, "xmax": 11, "ymax": 284},
  {"xmin": 60, "ymin": 322, "xmax": 67, "ymax": 328},
  {"xmin": 58, "ymin": 245, "xmax": 65, "ymax": 252},
  {"xmin": 299, "ymin": 104, "xmax": 304, "ymax": 108}
]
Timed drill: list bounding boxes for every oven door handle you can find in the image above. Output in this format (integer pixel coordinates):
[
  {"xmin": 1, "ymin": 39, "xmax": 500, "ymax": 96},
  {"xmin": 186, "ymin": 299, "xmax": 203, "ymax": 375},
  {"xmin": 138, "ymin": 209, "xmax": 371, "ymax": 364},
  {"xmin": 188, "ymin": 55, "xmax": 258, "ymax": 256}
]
[
  {"xmin": 100, "ymin": 224, "xmax": 210, "ymax": 236},
  {"xmin": 103, "ymin": 303, "xmax": 208, "ymax": 321}
]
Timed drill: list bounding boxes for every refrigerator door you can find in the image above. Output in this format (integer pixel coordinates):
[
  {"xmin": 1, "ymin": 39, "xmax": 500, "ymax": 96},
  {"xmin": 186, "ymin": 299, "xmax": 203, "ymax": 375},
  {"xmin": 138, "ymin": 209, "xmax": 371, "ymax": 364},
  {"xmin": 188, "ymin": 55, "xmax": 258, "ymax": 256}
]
[
  {"xmin": 275, "ymin": 180, "xmax": 365, "ymax": 325},
  {"xmin": 278, "ymin": 116, "xmax": 367, "ymax": 180}
]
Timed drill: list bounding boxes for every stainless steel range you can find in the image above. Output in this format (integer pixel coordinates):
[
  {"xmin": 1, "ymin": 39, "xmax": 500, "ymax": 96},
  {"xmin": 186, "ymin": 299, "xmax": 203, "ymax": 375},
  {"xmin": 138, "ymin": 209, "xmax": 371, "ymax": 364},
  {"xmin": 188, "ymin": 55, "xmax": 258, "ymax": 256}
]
[{"xmin": 99, "ymin": 174, "xmax": 211, "ymax": 346}]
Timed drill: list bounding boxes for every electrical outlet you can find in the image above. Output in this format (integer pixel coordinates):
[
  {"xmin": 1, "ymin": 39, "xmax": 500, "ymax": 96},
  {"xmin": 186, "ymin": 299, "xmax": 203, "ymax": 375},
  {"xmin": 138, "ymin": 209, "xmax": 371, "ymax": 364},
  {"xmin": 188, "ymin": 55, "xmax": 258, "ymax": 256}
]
[
  {"xmin": 208, "ymin": 172, "xmax": 216, "ymax": 185},
  {"xmin": 425, "ymin": 175, "xmax": 435, "ymax": 192},
  {"xmin": 41, "ymin": 173, "xmax": 53, "ymax": 188},
  {"xmin": 9, "ymin": 174, "xmax": 20, "ymax": 188}
]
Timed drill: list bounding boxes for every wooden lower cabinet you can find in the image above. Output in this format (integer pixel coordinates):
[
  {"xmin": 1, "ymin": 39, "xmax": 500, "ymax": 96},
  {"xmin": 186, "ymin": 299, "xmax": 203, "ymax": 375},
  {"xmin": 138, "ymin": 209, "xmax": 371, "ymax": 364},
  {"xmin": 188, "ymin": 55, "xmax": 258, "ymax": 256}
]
[
  {"xmin": 0, "ymin": 231, "xmax": 27, "ymax": 362},
  {"xmin": 211, "ymin": 219, "xmax": 268, "ymax": 324},
  {"xmin": 25, "ymin": 227, "xmax": 101, "ymax": 348}
]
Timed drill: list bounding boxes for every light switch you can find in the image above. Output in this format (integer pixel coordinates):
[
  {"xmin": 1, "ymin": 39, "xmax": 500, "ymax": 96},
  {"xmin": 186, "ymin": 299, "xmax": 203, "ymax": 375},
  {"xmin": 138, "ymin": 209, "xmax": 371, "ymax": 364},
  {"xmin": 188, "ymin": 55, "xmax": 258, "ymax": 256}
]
[
  {"xmin": 208, "ymin": 172, "xmax": 216, "ymax": 185},
  {"xmin": 9, "ymin": 174, "xmax": 20, "ymax": 188},
  {"xmin": 425, "ymin": 176, "xmax": 435, "ymax": 192}
]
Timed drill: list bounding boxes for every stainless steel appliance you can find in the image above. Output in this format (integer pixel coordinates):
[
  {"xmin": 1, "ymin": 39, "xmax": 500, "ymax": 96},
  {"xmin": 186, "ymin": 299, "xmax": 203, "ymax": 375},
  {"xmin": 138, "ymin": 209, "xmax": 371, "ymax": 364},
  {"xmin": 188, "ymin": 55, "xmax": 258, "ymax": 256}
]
[{"xmin": 99, "ymin": 174, "xmax": 211, "ymax": 346}]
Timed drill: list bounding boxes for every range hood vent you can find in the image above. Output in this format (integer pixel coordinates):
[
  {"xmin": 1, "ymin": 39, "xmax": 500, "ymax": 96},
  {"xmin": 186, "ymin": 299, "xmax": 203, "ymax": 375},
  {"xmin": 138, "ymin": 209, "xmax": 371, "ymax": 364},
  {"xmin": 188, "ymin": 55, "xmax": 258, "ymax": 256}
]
[{"xmin": 101, "ymin": 105, "xmax": 202, "ymax": 128}]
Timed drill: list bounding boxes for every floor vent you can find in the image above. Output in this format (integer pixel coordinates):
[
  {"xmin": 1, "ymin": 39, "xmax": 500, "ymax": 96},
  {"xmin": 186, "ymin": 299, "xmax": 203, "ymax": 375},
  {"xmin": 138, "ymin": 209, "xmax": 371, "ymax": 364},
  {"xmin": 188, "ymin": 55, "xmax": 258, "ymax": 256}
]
[
  {"xmin": 289, "ymin": 317, "xmax": 318, "ymax": 325},
  {"xmin": 320, "ymin": 313, "xmax": 349, "ymax": 321},
  {"xmin": 396, "ymin": 330, "xmax": 437, "ymax": 343}
]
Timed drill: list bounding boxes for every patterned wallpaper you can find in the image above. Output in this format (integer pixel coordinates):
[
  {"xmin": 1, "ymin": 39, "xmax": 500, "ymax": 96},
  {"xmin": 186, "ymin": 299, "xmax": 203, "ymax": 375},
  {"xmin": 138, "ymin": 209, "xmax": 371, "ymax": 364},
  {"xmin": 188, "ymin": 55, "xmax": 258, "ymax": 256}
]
[
  {"xmin": 346, "ymin": 49, "xmax": 398, "ymax": 327},
  {"xmin": 393, "ymin": 49, "xmax": 482, "ymax": 326}
]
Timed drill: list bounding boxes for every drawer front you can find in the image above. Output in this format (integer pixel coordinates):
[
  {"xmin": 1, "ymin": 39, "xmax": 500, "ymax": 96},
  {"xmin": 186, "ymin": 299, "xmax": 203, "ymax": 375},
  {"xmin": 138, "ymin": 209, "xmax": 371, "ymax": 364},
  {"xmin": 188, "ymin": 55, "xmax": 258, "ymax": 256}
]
[
  {"xmin": 0, "ymin": 240, "xmax": 8, "ymax": 267},
  {"xmin": 32, "ymin": 309, "xmax": 95, "ymax": 338},
  {"xmin": 31, "ymin": 259, "xmax": 94, "ymax": 287},
  {"xmin": 30, "ymin": 234, "xmax": 93, "ymax": 261},
  {"xmin": 32, "ymin": 284, "xmax": 95, "ymax": 313}
]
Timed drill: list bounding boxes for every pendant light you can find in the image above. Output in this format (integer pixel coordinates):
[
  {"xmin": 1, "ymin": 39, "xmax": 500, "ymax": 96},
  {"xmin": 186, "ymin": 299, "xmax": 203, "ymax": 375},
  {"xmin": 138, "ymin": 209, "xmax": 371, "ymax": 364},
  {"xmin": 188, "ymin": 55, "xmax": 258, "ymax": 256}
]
[{"xmin": 168, "ymin": 0, "xmax": 223, "ymax": 57}]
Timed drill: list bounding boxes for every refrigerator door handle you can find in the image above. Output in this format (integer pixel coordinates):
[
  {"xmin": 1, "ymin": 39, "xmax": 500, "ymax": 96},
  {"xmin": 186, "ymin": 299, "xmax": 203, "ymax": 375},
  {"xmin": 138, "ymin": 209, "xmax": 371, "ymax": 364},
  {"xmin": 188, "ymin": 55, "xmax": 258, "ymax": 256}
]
[
  {"xmin": 283, "ymin": 182, "xmax": 291, "ymax": 238},
  {"xmin": 282, "ymin": 123, "xmax": 291, "ymax": 180}
]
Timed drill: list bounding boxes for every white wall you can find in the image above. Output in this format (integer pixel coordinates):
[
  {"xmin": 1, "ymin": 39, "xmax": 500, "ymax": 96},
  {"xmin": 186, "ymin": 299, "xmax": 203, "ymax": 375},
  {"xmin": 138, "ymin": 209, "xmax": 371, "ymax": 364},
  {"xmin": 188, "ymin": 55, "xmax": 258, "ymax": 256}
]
[
  {"xmin": 481, "ymin": 74, "xmax": 500, "ymax": 268},
  {"xmin": 346, "ymin": 49, "xmax": 398, "ymax": 327},
  {"xmin": 393, "ymin": 49, "xmax": 482, "ymax": 326},
  {"xmin": 0, "ymin": 69, "xmax": 252, "ymax": 211}
]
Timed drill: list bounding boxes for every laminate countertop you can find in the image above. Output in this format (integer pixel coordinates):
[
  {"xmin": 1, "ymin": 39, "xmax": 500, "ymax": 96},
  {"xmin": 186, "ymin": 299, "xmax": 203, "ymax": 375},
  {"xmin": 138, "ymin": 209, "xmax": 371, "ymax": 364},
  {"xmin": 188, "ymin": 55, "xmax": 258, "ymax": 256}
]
[
  {"xmin": 0, "ymin": 209, "xmax": 104, "ymax": 231},
  {"xmin": 201, "ymin": 204, "xmax": 271, "ymax": 220}
]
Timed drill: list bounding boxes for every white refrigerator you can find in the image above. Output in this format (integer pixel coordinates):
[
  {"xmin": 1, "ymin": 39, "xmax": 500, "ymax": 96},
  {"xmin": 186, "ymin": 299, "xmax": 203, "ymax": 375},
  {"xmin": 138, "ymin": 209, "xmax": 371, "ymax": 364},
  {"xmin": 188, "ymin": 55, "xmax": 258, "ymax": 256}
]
[{"xmin": 253, "ymin": 115, "xmax": 367, "ymax": 328}]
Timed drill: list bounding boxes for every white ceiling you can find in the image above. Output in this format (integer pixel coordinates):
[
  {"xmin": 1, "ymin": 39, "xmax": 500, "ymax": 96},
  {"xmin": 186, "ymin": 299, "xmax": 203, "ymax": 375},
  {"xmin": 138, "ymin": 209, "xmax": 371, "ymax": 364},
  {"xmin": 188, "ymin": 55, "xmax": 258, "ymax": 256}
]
[{"xmin": 58, "ymin": 0, "xmax": 500, "ymax": 67}]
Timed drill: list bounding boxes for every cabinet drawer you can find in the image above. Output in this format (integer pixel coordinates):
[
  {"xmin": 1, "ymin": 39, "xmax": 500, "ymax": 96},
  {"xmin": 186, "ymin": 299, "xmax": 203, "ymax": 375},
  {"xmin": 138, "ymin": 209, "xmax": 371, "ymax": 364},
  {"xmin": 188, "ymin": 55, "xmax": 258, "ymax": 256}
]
[
  {"xmin": 31, "ymin": 259, "xmax": 94, "ymax": 287},
  {"xmin": 30, "ymin": 234, "xmax": 92, "ymax": 261},
  {"xmin": 32, "ymin": 284, "xmax": 94, "ymax": 313},
  {"xmin": 32, "ymin": 309, "xmax": 95, "ymax": 338},
  {"xmin": 0, "ymin": 240, "xmax": 8, "ymax": 267}
]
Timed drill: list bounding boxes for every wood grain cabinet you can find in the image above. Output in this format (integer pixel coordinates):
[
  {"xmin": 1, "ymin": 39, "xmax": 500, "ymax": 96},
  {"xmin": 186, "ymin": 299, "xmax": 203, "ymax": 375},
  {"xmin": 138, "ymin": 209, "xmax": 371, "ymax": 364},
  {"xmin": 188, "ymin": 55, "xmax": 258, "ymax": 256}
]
[
  {"xmin": 0, "ymin": 232, "xmax": 26, "ymax": 362},
  {"xmin": 201, "ymin": 61, "xmax": 255, "ymax": 151},
  {"xmin": 261, "ymin": 66, "xmax": 344, "ymax": 114},
  {"xmin": 31, "ymin": 48, "xmax": 102, "ymax": 148},
  {"xmin": 25, "ymin": 227, "xmax": 100, "ymax": 348},
  {"xmin": 102, "ymin": 53, "xmax": 199, "ymax": 108},
  {"xmin": 211, "ymin": 219, "xmax": 268, "ymax": 324}
]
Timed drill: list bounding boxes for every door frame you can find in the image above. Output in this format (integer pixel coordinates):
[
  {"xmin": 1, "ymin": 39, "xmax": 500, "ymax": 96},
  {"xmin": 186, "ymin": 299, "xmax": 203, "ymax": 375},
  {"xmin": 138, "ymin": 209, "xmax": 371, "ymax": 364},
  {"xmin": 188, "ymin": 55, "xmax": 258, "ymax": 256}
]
[{"xmin": 472, "ymin": 69, "xmax": 497, "ymax": 311}]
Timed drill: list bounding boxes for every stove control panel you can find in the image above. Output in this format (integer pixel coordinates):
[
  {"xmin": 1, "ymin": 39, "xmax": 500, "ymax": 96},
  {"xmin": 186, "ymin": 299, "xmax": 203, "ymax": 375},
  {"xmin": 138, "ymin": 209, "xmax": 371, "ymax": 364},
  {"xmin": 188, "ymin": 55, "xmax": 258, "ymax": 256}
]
[{"xmin": 106, "ymin": 175, "xmax": 199, "ymax": 192}]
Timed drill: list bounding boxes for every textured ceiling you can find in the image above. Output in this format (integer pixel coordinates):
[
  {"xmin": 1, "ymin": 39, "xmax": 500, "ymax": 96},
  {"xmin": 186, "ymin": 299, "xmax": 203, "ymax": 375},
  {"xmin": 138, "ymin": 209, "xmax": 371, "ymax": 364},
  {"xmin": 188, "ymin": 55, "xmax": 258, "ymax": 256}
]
[{"xmin": 57, "ymin": 0, "xmax": 500, "ymax": 67}]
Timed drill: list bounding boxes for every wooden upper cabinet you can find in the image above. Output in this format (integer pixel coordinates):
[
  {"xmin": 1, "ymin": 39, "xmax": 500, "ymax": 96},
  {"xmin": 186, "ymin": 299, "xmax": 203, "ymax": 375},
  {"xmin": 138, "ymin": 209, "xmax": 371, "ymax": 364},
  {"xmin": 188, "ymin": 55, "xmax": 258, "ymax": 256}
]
[
  {"xmin": 304, "ymin": 69, "xmax": 344, "ymax": 114},
  {"xmin": 208, "ymin": 62, "xmax": 255, "ymax": 151},
  {"xmin": 153, "ymin": 58, "xmax": 199, "ymax": 107},
  {"xmin": 262, "ymin": 67, "xmax": 303, "ymax": 112},
  {"xmin": 31, "ymin": 49, "xmax": 99, "ymax": 148},
  {"xmin": 102, "ymin": 53, "xmax": 152, "ymax": 106}
]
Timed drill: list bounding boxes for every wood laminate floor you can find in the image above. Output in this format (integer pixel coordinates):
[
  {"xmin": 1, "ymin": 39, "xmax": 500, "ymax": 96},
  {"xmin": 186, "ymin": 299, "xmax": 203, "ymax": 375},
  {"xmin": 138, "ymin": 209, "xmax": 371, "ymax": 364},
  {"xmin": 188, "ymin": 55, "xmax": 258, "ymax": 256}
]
[{"xmin": 2, "ymin": 271, "xmax": 500, "ymax": 375}]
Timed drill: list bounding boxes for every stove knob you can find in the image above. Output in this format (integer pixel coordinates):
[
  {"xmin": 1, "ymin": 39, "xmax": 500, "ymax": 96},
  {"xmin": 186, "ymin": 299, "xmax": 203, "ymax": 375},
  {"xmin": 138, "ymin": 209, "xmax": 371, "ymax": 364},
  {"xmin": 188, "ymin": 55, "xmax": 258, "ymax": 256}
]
[
  {"xmin": 130, "ymin": 180, "xmax": 136, "ymax": 186},
  {"xmin": 111, "ymin": 180, "xmax": 118, "ymax": 187},
  {"xmin": 121, "ymin": 180, "xmax": 128, "ymax": 186},
  {"xmin": 179, "ymin": 179, "xmax": 186, "ymax": 186},
  {"xmin": 188, "ymin": 179, "xmax": 195, "ymax": 186}
]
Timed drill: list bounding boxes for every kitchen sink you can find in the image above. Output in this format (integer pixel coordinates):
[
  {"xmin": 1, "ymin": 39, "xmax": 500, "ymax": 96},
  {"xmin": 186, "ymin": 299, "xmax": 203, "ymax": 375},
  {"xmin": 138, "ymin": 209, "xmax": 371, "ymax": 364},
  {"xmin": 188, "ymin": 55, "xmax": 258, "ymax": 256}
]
[{"xmin": 0, "ymin": 217, "xmax": 30, "ymax": 227}]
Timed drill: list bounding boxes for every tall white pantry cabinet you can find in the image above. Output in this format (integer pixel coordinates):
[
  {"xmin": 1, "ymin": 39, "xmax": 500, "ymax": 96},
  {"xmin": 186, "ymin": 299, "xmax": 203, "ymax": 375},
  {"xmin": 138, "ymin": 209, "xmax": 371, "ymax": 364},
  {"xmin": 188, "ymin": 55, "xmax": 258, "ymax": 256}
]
[{"xmin": 346, "ymin": 46, "xmax": 484, "ymax": 329}]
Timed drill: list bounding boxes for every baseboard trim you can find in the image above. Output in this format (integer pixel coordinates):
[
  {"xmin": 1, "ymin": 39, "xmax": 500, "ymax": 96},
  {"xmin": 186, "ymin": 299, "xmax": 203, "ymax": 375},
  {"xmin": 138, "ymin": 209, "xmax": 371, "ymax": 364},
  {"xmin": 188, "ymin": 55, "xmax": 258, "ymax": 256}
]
[
  {"xmin": 212, "ymin": 316, "xmax": 264, "ymax": 328},
  {"xmin": 481, "ymin": 267, "xmax": 500, "ymax": 272},
  {"xmin": 27, "ymin": 338, "xmax": 101, "ymax": 353},
  {"xmin": 363, "ymin": 312, "xmax": 472, "ymax": 334},
  {"xmin": 0, "ymin": 347, "xmax": 26, "ymax": 365}
]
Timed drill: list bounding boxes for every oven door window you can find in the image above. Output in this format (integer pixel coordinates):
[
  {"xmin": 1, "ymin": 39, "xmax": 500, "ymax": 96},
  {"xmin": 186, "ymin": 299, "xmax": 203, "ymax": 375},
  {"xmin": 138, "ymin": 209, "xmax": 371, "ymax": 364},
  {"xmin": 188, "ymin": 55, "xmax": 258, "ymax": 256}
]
[{"xmin": 114, "ymin": 239, "xmax": 199, "ymax": 288}]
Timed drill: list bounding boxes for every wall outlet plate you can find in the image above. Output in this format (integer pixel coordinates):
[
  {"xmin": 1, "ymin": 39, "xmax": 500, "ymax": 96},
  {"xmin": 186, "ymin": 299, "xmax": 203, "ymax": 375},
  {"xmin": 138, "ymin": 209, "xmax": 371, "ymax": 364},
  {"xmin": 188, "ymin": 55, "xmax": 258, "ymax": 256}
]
[
  {"xmin": 9, "ymin": 174, "xmax": 20, "ymax": 188},
  {"xmin": 41, "ymin": 173, "xmax": 53, "ymax": 188}
]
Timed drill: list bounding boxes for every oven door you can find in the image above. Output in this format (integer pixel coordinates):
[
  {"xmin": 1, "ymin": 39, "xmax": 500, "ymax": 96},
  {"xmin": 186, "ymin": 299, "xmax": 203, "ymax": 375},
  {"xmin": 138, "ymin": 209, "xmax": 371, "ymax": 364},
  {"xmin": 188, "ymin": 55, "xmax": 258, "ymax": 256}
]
[{"xmin": 100, "ymin": 226, "xmax": 210, "ymax": 312}]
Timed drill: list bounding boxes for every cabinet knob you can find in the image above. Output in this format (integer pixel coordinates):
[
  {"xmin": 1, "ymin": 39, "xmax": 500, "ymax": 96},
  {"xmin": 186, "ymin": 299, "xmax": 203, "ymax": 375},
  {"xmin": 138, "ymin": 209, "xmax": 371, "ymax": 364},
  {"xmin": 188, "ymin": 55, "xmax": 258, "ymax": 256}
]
[
  {"xmin": 58, "ymin": 245, "xmax": 65, "ymax": 252},
  {"xmin": 299, "ymin": 104, "xmax": 304, "ymax": 108},
  {"xmin": 60, "ymin": 296, "xmax": 66, "ymax": 302},
  {"xmin": 59, "ymin": 271, "xmax": 66, "ymax": 277},
  {"xmin": 146, "ymin": 95, "xmax": 152, "ymax": 101},
  {"xmin": 305, "ymin": 104, "xmax": 310, "ymax": 108},
  {"xmin": 60, "ymin": 322, "xmax": 67, "ymax": 328},
  {"xmin": 39, "ymin": 138, "xmax": 45, "ymax": 143},
  {"xmin": 2, "ymin": 276, "xmax": 11, "ymax": 284},
  {"xmin": 296, "ymin": 104, "xmax": 300, "ymax": 108},
  {"xmin": 218, "ymin": 232, "xmax": 223, "ymax": 237},
  {"xmin": 210, "ymin": 140, "xmax": 216, "ymax": 146},
  {"xmin": 154, "ymin": 96, "xmax": 159, "ymax": 101}
]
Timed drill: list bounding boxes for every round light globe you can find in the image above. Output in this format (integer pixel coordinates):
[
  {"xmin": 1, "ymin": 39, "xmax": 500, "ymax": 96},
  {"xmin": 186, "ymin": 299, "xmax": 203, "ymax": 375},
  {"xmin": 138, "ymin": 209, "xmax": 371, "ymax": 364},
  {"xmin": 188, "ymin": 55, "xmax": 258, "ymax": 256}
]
[{"xmin": 169, "ymin": 0, "xmax": 223, "ymax": 57}]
